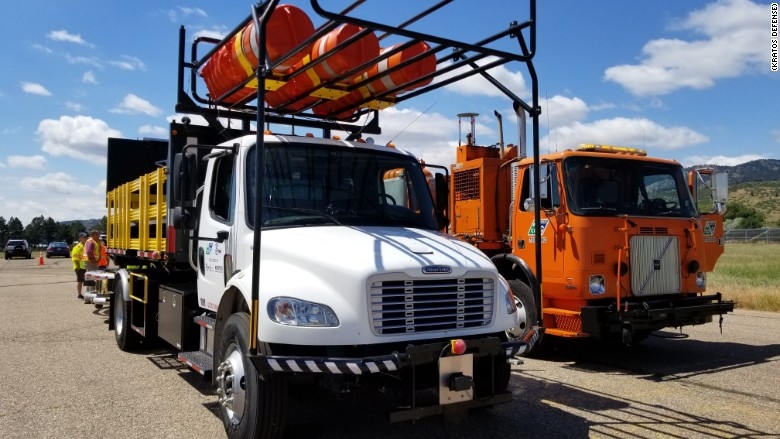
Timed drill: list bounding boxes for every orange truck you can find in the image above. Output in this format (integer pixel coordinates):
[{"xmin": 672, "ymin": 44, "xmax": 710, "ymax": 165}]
[{"xmin": 448, "ymin": 119, "xmax": 733, "ymax": 348}]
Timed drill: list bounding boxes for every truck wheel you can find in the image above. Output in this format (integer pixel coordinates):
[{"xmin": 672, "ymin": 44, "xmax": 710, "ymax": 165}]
[
  {"xmin": 113, "ymin": 277, "xmax": 141, "ymax": 351},
  {"xmin": 505, "ymin": 279, "xmax": 544, "ymax": 355},
  {"xmin": 216, "ymin": 313, "xmax": 287, "ymax": 439}
]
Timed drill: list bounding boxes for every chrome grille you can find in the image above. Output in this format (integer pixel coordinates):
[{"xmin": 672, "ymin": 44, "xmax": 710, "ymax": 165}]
[
  {"xmin": 630, "ymin": 236, "xmax": 681, "ymax": 296},
  {"xmin": 370, "ymin": 276, "xmax": 495, "ymax": 335}
]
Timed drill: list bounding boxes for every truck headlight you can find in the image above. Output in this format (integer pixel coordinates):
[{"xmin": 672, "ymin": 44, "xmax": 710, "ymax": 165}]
[
  {"xmin": 589, "ymin": 275, "xmax": 606, "ymax": 295},
  {"xmin": 267, "ymin": 297, "xmax": 340, "ymax": 327},
  {"xmin": 695, "ymin": 272, "xmax": 706, "ymax": 289},
  {"xmin": 499, "ymin": 277, "xmax": 517, "ymax": 314}
]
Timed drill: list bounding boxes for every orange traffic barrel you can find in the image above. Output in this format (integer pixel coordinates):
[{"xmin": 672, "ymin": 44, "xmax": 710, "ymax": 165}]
[
  {"xmin": 265, "ymin": 23, "xmax": 379, "ymax": 111},
  {"xmin": 200, "ymin": 4, "xmax": 314, "ymax": 105},
  {"xmin": 313, "ymin": 41, "xmax": 436, "ymax": 119}
]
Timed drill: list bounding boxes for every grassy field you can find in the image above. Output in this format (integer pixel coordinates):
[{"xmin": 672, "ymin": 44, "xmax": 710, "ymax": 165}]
[{"xmin": 709, "ymin": 242, "xmax": 780, "ymax": 312}]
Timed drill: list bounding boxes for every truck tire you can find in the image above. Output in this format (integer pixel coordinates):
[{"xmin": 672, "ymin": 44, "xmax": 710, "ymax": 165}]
[
  {"xmin": 113, "ymin": 277, "xmax": 141, "ymax": 351},
  {"xmin": 505, "ymin": 279, "xmax": 544, "ymax": 355},
  {"xmin": 216, "ymin": 313, "xmax": 288, "ymax": 439}
]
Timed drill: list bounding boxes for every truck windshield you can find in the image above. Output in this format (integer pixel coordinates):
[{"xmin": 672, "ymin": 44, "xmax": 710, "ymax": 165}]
[
  {"xmin": 563, "ymin": 156, "xmax": 698, "ymax": 218},
  {"xmin": 246, "ymin": 142, "xmax": 437, "ymax": 230}
]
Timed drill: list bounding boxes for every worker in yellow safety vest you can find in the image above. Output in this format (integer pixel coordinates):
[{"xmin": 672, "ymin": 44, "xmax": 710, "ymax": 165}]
[{"xmin": 72, "ymin": 232, "xmax": 87, "ymax": 299}]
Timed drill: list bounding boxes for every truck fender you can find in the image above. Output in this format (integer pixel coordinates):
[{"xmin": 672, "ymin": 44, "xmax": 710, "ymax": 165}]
[
  {"xmin": 113, "ymin": 269, "xmax": 132, "ymax": 302},
  {"xmin": 212, "ymin": 276, "xmax": 252, "ymax": 387},
  {"xmin": 489, "ymin": 253, "xmax": 539, "ymax": 294}
]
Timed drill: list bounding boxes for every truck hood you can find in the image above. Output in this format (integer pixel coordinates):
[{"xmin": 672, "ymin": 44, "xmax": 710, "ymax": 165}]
[
  {"xmin": 231, "ymin": 226, "xmax": 515, "ymax": 346},
  {"xmin": 260, "ymin": 225, "xmax": 494, "ymax": 275}
]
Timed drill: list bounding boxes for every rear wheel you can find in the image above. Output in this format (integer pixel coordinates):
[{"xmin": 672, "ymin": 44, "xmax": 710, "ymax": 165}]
[
  {"xmin": 113, "ymin": 275, "xmax": 141, "ymax": 351},
  {"xmin": 216, "ymin": 313, "xmax": 288, "ymax": 439}
]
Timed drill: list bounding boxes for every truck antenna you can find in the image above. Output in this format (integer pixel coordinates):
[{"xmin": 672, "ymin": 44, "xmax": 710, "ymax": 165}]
[{"xmin": 387, "ymin": 102, "xmax": 435, "ymax": 146}]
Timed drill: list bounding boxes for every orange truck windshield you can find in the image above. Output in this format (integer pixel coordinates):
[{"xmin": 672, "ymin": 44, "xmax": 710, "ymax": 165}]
[{"xmin": 563, "ymin": 156, "xmax": 698, "ymax": 218}]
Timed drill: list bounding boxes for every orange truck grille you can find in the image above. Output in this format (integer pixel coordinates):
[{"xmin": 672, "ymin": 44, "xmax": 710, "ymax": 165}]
[{"xmin": 630, "ymin": 235, "xmax": 681, "ymax": 296}]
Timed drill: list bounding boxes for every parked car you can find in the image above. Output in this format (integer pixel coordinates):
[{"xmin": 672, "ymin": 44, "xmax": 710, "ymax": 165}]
[
  {"xmin": 5, "ymin": 239, "xmax": 32, "ymax": 260},
  {"xmin": 46, "ymin": 242, "xmax": 70, "ymax": 258}
]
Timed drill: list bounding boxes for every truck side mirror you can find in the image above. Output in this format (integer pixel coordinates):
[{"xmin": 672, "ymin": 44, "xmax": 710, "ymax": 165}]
[
  {"xmin": 690, "ymin": 168, "xmax": 728, "ymax": 215},
  {"xmin": 712, "ymin": 173, "xmax": 728, "ymax": 215},
  {"xmin": 434, "ymin": 173, "xmax": 450, "ymax": 230},
  {"xmin": 173, "ymin": 150, "xmax": 198, "ymax": 206}
]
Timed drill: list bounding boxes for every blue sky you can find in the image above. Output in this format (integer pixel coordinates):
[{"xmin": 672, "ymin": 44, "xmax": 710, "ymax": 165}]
[{"xmin": 0, "ymin": 0, "xmax": 777, "ymax": 225}]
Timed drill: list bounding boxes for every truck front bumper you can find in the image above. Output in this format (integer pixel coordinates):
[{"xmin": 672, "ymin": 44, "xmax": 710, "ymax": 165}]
[
  {"xmin": 581, "ymin": 292, "xmax": 734, "ymax": 335},
  {"xmin": 249, "ymin": 328, "xmax": 538, "ymax": 375}
]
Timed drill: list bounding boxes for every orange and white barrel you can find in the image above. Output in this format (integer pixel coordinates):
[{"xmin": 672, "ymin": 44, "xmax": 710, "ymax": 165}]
[
  {"xmin": 313, "ymin": 41, "xmax": 436, "ymax": 119},
  {"xmin": 265, "ymin": 23, "xmax": 379, "ymax": 111},
  {"xmin": 200, "ymin": 4, "xmax": 314, "ymax": 104}
]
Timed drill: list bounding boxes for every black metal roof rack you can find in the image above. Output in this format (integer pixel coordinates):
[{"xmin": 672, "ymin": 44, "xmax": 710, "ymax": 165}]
[{"xmin": 175, "ymin": 0, "xmax": 539, "ymax": 140}]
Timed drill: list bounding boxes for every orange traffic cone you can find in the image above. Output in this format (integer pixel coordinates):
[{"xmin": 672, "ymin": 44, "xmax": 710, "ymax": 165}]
[{"xmin": 38, "ymin": 253, "xmax": 44, "ymax": 265}]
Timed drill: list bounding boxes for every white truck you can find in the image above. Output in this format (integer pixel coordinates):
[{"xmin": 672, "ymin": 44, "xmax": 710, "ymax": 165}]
[{"xmin": 101, "ymin": 0, "xmax": 541, "ymax": 437}]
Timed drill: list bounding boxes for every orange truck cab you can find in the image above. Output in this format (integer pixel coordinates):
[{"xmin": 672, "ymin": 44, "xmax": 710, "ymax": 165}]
[{"xmin": 449, "ymin": 140, "xmax": 733, "ymax": 346}]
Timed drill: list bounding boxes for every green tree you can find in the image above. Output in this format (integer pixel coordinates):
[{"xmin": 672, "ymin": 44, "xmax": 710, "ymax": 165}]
[
  {"xmin": 0, "ymin": 216, "xmax": 8, "ymax": 245},
  {"xmin": 7, "ymin": 217, "xmax": 24, "ymax": 239},
  {"xmin": 96, "ymin": 216, "xmax": 107, "ymax": 234},
  {"xmin": 725, "ymin": 201, "xmax": 766, "ymax": 228},
  {"xmin": 68, "ymin": 222, "xmax": 87, "ymax": 244},
  {"xmin": 24, "ymin": 216, "xmax": 47, "ymax": 246},
  {"xmin": 44, "ymin": 217, "xmax": 58, "ymax": 242}
]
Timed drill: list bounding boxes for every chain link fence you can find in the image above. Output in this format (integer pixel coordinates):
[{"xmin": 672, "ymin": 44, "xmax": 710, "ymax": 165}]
[{"xmin": 723, "ymin": 228, "xmax": 780, "ymax": 243}]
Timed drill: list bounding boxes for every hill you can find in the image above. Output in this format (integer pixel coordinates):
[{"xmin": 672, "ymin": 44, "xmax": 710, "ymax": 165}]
[{"xmin": 698, "ymin": 159, "xmax": 780, "ymax": 227}]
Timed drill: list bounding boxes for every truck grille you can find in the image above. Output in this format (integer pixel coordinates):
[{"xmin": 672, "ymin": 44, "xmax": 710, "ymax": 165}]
[
  {"xmin": 630, "ymin": 236, "xmax": 681, "ymax": 296},
  {"xmin": 370, "ymin": 275, "xmax": 495, "ymax": 335}
]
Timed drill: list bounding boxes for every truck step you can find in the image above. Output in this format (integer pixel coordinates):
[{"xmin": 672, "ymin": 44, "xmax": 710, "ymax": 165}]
[
  {"xmin": 194, "ymin": 314, "xmax": 215, "ymax": 329},
  {"xmin": 542, "ymin": 307, "xmax": 581, "ymax": 317},
  {"xmin": 178, "ymin": 350, "xmax": 213, "ymax": 375},
  {"xmin": 542, "ymin": 308, "xmax": 583, "ymax": 335}
]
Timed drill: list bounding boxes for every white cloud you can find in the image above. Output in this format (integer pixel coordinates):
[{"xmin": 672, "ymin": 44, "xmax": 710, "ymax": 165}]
[
  {"xmin": 5, "ymin": 173, "xmax": 106, "ymax": 223},
  {"xmin": 604, "ymin": 0, "xmax": 765, "ymax": 96},
  {"xmin": 31, "ymin": 44, "xmax": 53, "ymax": 54},
  {"xmin": 36, "ymin": 115, "xmax": 122, "ymax": 162},
  {"xmin": 21, "ymin": 82, "xmax": 52, "ymax": 96},
  {"xmin": 178, "ymin": 7, "xmax": 207, "ymax": 18},
  {"xmin": 82, "ymin": 71, "xmax": 97, "ymax": 84},
  {"xmin": 541, "ymin": 96, "xmax": 589, "ymax": 129},
  {"xmin": 65, "ymin": 102, "xmax": 85, "ymax": 113},
  {"xmin": 139, "ymin": 125, "xmax": 168, "ymax": 137},
  {"xmin": 332, "ymin": 107, "xmax": 459, "ymax": 166},
  {"xmin": 110, "ymin": 56, "xmax": 146, "ymax": 71},
  {"xmin": 167, "ymin": 6, "xmax": 208, "ymax": 22},
  {"xmin": 65, "ymin": 54, "xmax": 102, "ymax": 68},
  {"xmin": 46, "ymin": 30, "xmax": 93, "ymax": 47},
  {"xmin": 110, "ymin": 94, "xmax": 161, "ymax": 116},
  {"xmin": 193, "ymin": 27, "xmax": 228, "ymax": 41},
  {"xmin": 678, "ymin": 153, "xmax": 767, "ymax": 168},
  {"xmin": 19, "ymin": 172, "xmax": 88, "ymax": 194},
  {"xmin": 440, "ymin": 57, "xmax": 529, "ymax": 99},
  {"xmin": 543, "ymin": 117, "xmax": 709, "ymax": 151},
  {"xmin": 7, "ymin": 155, "xmax": 47, "ymax": 170}
]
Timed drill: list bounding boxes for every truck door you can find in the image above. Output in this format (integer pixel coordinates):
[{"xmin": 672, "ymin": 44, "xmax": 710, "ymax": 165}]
[
  {"xmin": 691, "ymin": 169, "xmax": 727, "ymax": 271},
  {"xmin": 196, "ymin": 153, "xmax": 236, "ymax": 311}
]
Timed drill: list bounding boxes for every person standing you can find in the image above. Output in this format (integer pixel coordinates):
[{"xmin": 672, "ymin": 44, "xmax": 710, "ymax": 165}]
[
  {"xmin": 83, "ymin": 230, "xmax": 101, "ymax": 272},
  {"xmin": 71, "ymin": 232, "xmax": 87, "ymax": 299},
  {"xmin": 98, "ymin": 238, "xmax": 109, "ymax": 269}
]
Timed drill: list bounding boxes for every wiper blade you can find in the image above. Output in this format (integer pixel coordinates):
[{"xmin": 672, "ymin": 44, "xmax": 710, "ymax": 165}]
[{"xmin": 265, "ymin": 206, "xmax": 344, "ymax": 226}]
